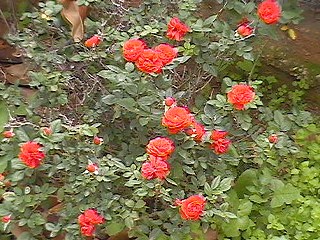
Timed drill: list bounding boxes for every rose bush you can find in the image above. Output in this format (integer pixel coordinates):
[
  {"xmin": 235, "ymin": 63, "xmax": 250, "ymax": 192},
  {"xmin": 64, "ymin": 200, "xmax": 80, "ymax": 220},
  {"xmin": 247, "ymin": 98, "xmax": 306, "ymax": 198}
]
[{"xmin": 0, "ymin": 0, "xmax": 314, "ymax": 239}]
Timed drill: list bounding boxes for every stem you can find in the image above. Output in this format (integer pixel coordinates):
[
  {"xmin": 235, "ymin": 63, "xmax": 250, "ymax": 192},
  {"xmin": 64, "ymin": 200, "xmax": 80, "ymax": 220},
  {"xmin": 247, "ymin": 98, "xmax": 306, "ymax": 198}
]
[{"xmin": 247, "ymin": 41, "xmax": 267, "ymax": 84}]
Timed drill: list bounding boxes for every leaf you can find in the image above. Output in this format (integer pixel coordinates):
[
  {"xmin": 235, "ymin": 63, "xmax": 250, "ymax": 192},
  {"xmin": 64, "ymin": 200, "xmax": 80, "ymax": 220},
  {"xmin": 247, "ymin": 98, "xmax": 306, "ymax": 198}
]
[
  {"xmin": 234, "ymin": 169, "xmax": 258, "ymax": 197},
  {"xmin": 0, "ymin": 101, "xmax": 9, "ymax": 132},
  {"xmin": 182, "ymin": 165, "xmax": 195, "ymax": 175},
  {"xmin": 106, "ymin": 221, "xmax": 125, "ymax": 236},
  {"xmin": 203, "ymin": 15, "xmax": 217, "ymax": 26},
  {"xmin": 271, "ymin": 183, "xmax": 301, "ymax": 208},
  {"xmin": 287, "ymin": 28, "xmax": 297, "ymax": 40},
  {"xmin": 59, "ymin": 0, "xmax": 86, "ymax": 42}
]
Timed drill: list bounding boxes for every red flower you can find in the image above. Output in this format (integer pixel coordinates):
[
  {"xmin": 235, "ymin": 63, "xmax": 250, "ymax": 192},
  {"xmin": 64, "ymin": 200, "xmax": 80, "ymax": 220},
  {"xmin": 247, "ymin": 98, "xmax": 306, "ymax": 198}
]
[
  {"xmin": 210, "ymin": 138, "xmax": 231, "ymax": 154},
  {"xmin": 78, "ymin": 209, "xmax": 104, "ymax": 236},
  {"xmin": 162, "ymin": 106, "xmax": 194, "ymax": 134},
  {"xmin": 146, "ymin": 137, "xmax": 175, "ymax": 159},
  {"xmin": 210, "ymin": 130, "xmax": 228, "ymax": 141},
  {"xmin": 18, "ymin": 141, "xmax": 45, "ymax": 168},
  {"xmin": 136, "ymin": 49, "xmax": 164, "ymax": 74},
  {"xmin": 42, "ymin": 127, "xmax": 52, "ymax": 136},
  {"xmin": 167, "ymin": 17, "xmax": 190, "ymax": 41},
  {"xmin": 2, "ymin": 131, "xmax": 15, "ymax": 138},
  {"xmin": 87, "ymin": 163, "xmax": 98, "ymax": 173},
  {"xmin": 1, "ymin": 215, "xmax": 11, "ymax": 223},
  {"xmin": 154, "ymin": 44, "xmax": 178, "ymax": 65},
  {"xmin": 80, "ymin": 224, "xmax": 95, "ymax": 237},
  {"xmin": 85, "ymin": 35, "xmax": 102, "ymax": 48},
  {"xmin": 185, "ymin": 122, "xmax": 206, "ymax": 142},
  {"xmin": 123, "ymin": 39, "xmax": 147, "ymax": 62},
  {"xmin": 227, "ymin": 84, "xmax": 255, "ymax": 110},
  {"xmin": 141, "ymin": 156, "xmax": 170, "ymax": 180},
  {"xmin": 268, "ymin": 134, "xmax": 278, "ymax": 143},
  {"xmin": 0, "ymin": 174, "xmax": 4, "ymax": 181},
  {"xmin": 164, "ymin": 97, "xmax": 176, "ymax": 107},
  {"xmin": 257, "ymin": 0, "xmax": 281, "ymax": 24},
  {"xmin": 93, "ymin": 136, "xmax": 103, "ymax": 145},
  {"xmin": 176, "ymin": 195, "xmax": 206, "ymax": 220}
]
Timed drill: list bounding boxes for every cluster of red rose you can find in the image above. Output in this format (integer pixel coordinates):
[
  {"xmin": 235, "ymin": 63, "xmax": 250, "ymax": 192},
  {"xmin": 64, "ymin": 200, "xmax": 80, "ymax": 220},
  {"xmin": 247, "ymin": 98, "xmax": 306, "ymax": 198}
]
[
  {"xmin": 122, "ymin": 17, "xmax": 189, "ymax": 74},
  {"xmin": 141, "ymin": 137, "xmax": 175, "ymax": 180},
  {"xmin": 236, "ymin": 0, "xmax": 281, "ymax": 37},
  {"xmin": 78, "ymin": 209, "xmax": 104, "ymax": 237}
]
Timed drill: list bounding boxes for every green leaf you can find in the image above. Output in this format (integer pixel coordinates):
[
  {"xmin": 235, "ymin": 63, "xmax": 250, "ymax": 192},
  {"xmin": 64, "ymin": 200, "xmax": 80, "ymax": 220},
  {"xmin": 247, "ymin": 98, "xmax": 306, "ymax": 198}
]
[
  {"xmin": 15, "ymin": 129, "xmax": 30, "ymax": 142},
  {"xmin": 17, "ymin": 232, "xmax": 35, "ymax": 240},
  {"xmin": 106, "ymin": 221, "xmax": 125, "ymax": 236},
  {"xmin": 270, "ymin": 183, "xmax": 301, "ymax": 208},
  {"xmin": 234, "ymin": 169, "xmax": 258, "ymax": 197},
  {"xmin": 182, "ymin": 165, "xmax": 195, "ymax": 175},
  {"xmin": 0, "ymin": 101, "xmax": 9, "ymax": 132},
  {"xmin": 203, "ymin": 15, "xmax": 217, "ymax": 26},
  {"xmin": 117, "ymin": 98, "xmax": 136, "ymax": 111},
  {"xmin": 50, "ymin": 119, "xmax": 62, "ymax": 133},
  {"xmin": 125, "ymin": 62, "xmax": 135, "ymax": 72}
]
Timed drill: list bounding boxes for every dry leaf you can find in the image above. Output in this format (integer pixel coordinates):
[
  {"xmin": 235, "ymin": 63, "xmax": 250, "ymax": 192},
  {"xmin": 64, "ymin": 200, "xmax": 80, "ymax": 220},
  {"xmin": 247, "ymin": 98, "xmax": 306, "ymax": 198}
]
[
  {"xmin": 0, "ymin": 63, "xmax": 30, "ymax": 85},
  {"xmin": 280, "ymin": 25, "xmax": 289, "ymax": 31},
  {"xmin": 59, "ymin": 0, "xmax": 86, "ymax": 42},
  {"xmin": 288, "ymin": 28, "xmax": 297, "ymax": 40}
]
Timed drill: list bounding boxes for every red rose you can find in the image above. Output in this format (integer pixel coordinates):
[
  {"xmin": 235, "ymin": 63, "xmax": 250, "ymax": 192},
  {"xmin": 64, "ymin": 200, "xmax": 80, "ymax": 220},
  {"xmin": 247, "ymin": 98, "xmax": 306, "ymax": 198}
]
[
  {"xmin": 164, "ymin": 97, "xmax": 176, "ymax": 107},
  {"xmin": 85, "ymin": 35, "xmax": 102, "ymax": 48},
  {"xmin": 154, "ymin": 44, "xmax": 178, "ymax": 65},
  {"xmin": 268, "ymin": 134, "xmax": 278, "ymax": 143},
  {"xmin": 123, "ymin": 39, "xmax": 147, "ymax": 62},
  {"xmin": 257, "ymin": 0, "xmax": 281, "ymax": 24},
  {"xmin": 166, "ymin": 17, "xmax": 190, "ymax": 41},
  {"xmin": 227, "ymin": 84, "xmax": 255, "ymax": 110},
  {"xmin": 146, "ymin": 137, "xmax": 175, "ymax": 159},
  {"xmin": 176, "ymin": 195, "xmax": 206, "ymax": 220},
  {"xmin": 18, "ymin": 141, "xmax": 45, "ymax": 168},
  {"xmin": 210, "ymin": 130, "xmax": 228, "ymax": 141},
  {"xmin": 162, "ymin": 106, "xmax": 194, "ymax": 134},
  {"xmin": 141, "ymin": 156, "xmax": 170, "ymax": 180},
  {"xmin": 1, "ymin": 215, "xmax": 11, "ymax": 223},
  {"xmin": 2, "ymin": 131, "xmax": 15, "ymax": 138},
  {"xmin": 78, "ymin": 209, "xmax": 104, "ymax": 236},
  {"xmin": 93, "ymin": 136, "xmax": 103, "ymax": 145},
  {"xmin": 210, "ymin": 138, "xmax": 231, "ymax": 154},
  {"xmin": 135, "ymin": 49, "xmax": 164, "ymax": 74},
  {"xmin": 185, "ymin": 122, "xmax": 206, "ymax": 142},
  {"xmin": 80, "ymin": 224, "xmax": 95, "ymax": 237}
]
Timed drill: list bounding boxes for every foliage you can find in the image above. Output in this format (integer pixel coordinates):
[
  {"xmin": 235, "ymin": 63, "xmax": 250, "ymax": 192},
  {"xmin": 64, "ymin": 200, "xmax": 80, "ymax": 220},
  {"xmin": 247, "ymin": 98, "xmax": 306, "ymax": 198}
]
[{"xmin": 0, "ymin": 0, "xmax": 316, "ymax": 240}]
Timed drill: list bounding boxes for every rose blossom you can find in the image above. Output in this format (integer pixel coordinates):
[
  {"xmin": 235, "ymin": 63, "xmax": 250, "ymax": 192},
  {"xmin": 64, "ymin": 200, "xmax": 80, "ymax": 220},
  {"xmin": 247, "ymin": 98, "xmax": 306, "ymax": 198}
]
[
  {"xmin": 141, "ymin": 155, "xmax": 170, "ymax": 180},
  {"xmin": 185, "ymin": 122, "xmax": 206, "ymax": 142},
  {"xmin": 210, "ymin": 138, "xmax": 231, "ymax": 154},
  {"xmin": 166, "ymin": 17, "xmax": 190, "ymax": 41},
  {"xmin": 227, "ymin": 84, "xmax": 255, "ymax": 110},
  {"xmin": 87, "ymin": 163, "xmax": 98, "ymax": 173},
  {"xmin": 1, "ymin": 215, "xmax": 11, "ymax": 223},
  {"xmin": 18, "ymin": 141, "xmax": 45, "ymax": 168},
  {"xmin": 135, "ymin": 49, "xmax": 164, "ymax": 74},
  {"xmin": 78, "ymin": 209, "xmax": 104, "ymax": 237},
  {"xmin": 123, "ymin": 39, "xmax": 147, "ymax": 62},
  {"xmin": 162, "ymin": 106, "xmax": 194, "ymax": 134},
  {"xmin": 85, "ymin": 35, "xmax": 102, "ymax": 48},
  {"xmin": 210, "ymin": 130, "xmax": 228, "ymax": 141},
  {"xmin": 176, "ymin": 195, "xmax": 206, "ymax": 220},
  {"xmin": 154, "ymin": 44, "xmax": 178, "ymax": 65},
  {"xmin": 146, "ymin": 137, "xmax": 175, "ymax": 159},
  {"xmin": 257, "ymin": 0, "xmax": 281, "ymax": 24}
]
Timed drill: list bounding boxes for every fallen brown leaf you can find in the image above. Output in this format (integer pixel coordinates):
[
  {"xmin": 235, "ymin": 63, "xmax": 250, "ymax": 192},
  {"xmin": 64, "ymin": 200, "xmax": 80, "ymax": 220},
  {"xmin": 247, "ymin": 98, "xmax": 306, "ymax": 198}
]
[{"xmin": 59, "ymin": 0, "xmax": 88, "ymax": 42}]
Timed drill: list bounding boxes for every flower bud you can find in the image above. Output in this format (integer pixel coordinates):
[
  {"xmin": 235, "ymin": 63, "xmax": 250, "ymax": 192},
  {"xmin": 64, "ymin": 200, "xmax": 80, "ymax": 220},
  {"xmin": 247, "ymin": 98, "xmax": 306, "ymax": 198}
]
[
  {"xmin": 164, "ymin": 97, "xmax": 176, "ymax": 107},
  {"xmin": 93, "ymin": 136, "xmax": 103, "ymax": 145},
  {"xmin": 86, "ymin": 163, "xmax": 98, "ymax": 173},
  {"xmin": 43, "ymin": 127, "xmax": 52, "ymax": 136},
  {"xmin": 268, "ymin": 134, "xmax": 278, "ymax": 143},
  {"xmin": 2, "ymin": 131, "xmax": 15, "ymax": 138},
  {"xmin": 1, "ymin": 216, "xmax": 11, "ymax": 223}
]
